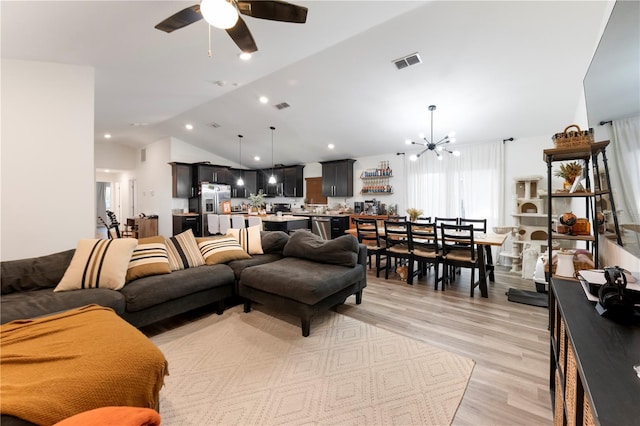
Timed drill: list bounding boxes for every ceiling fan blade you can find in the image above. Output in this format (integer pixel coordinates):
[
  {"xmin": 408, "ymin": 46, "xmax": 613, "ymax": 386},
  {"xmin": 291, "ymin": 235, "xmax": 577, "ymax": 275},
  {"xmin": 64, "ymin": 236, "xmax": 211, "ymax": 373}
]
[
  {"xmin": 155, "ymin": 5, "xmax": 202, "ymax": 33},
  {"xmin": 226, "ymin": 16, "xmax": 258, "ymax": 53},
  {"xmin": 236, "ymin": 1, "xmax": 308, "ymax": 23}
]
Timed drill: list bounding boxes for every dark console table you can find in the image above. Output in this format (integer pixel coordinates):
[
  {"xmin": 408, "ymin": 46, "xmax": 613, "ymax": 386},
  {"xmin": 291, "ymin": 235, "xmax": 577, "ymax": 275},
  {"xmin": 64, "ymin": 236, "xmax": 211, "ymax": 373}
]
[{"xmin": 549, "ymin": 278, "xmax": 640, "ymax": 425}]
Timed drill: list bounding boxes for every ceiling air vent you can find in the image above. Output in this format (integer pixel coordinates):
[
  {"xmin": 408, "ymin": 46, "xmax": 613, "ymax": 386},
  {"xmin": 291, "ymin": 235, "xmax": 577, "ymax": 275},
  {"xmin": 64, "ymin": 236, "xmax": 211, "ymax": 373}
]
[
  {"xmin": 393, "ymin": 52, "xmax": 422, "ymax": 70},
  {"xmin": 274, "ymin": 102, "xmax": 290, "ymax": 110}
]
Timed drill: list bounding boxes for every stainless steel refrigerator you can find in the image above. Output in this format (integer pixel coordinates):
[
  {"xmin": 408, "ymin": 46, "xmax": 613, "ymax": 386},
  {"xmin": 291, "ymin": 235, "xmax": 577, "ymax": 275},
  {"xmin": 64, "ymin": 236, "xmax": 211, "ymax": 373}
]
[{"xmin": 190, "ymin": 183, "xmax": 231, "ymax": 236}]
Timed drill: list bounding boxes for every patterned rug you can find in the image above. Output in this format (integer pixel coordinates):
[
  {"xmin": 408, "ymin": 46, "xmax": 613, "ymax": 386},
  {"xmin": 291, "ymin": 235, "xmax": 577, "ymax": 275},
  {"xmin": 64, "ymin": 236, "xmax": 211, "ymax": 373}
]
[{"xmin": 151, "ymin": 306, "xmax": 474, "ymax": 425}]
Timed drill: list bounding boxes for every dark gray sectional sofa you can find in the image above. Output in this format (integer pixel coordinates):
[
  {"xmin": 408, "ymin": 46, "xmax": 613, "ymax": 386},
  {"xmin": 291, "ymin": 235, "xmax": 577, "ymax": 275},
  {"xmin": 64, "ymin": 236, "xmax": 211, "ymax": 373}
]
[{"xmin": 0, "ymin": 231, "xmax": 367, "ymax": 335}]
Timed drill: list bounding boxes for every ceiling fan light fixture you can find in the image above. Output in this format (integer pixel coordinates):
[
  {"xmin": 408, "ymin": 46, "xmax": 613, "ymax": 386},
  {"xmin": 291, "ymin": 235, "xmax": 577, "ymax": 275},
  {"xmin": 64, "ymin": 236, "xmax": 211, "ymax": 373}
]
[{"xmin": 200, "ymin": 0, "xmax": 239, "ymax": 29}]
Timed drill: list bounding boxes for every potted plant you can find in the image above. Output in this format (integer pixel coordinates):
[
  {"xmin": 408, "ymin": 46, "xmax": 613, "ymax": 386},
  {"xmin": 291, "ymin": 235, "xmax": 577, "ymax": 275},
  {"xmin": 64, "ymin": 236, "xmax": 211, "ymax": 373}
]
[
  {"xmin": 247, "ymin": 191, "xmax": 266, "ymax": 215},
  {"xmin": 554, "ymin": 161, "xmax": 582, "ymax": 190},
  {"xmin": 406, "ymin": 207, "xmax": 423, "ymax": 222}
]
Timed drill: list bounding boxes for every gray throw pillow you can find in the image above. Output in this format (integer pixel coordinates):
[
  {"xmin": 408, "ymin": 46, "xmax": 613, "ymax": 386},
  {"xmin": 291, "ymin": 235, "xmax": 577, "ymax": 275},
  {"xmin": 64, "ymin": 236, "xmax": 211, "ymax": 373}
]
[
  {"xmin": 283, "ymin": 231, "xmax": 358, "ymax": 267},
  {"xmin": 1, "ymin": 249, "xmax": 76, "ymax": 294},
  {"xmin": 260, "ymin": 231, "xmax": 290, "ymax": 254}
]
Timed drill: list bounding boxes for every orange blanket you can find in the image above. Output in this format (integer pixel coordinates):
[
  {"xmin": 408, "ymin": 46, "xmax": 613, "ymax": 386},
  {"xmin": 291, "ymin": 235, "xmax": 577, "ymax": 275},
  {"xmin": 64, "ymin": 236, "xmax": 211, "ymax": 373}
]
[
  {"xmin": 53, "ymin": 406, "xmax": 161, "ymax": 426},
  {"xmin": 1, "ymin": 305, "xmax": 168, "ymax": 425}
]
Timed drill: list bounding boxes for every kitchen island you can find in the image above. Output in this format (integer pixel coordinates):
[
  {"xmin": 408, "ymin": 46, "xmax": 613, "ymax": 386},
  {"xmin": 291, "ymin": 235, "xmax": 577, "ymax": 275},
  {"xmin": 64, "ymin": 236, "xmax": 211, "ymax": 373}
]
[
  {"xmin": 290, "ymin": 212, "xmax": 351, "ymax": 239},
  {"xmin": 261, "ymin": 215, "xmax": 310, "ymax": 234}
]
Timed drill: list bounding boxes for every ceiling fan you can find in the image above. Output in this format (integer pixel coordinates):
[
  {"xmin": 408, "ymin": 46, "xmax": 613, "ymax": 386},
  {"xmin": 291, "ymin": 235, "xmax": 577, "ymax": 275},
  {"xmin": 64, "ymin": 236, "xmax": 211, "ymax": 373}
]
[{"xmin": 155, "ymin": 0, "xmax": 308, "ymax": 53}]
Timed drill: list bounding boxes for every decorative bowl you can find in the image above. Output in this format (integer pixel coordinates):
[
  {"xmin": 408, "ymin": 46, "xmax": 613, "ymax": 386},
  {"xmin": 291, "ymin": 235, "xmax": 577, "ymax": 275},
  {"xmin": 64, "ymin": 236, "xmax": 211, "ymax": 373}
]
[{"xmin": 492, "ymin": 226, "xmax": 513, "ymax": 234}]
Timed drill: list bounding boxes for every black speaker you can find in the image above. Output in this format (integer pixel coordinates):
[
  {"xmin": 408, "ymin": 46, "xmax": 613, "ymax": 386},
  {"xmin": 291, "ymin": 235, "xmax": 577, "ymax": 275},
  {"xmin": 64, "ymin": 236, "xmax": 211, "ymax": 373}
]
[{"xmin": 595, "ymin": 266, "xmax": 634, "ymax": 318}]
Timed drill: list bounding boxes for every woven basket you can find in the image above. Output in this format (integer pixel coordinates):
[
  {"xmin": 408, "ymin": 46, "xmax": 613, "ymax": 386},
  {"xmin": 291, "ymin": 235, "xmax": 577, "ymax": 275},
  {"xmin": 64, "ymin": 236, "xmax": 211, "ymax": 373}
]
[{"xmin": 552, "ymin": 124, "xmax": 594, "ymax": 148}]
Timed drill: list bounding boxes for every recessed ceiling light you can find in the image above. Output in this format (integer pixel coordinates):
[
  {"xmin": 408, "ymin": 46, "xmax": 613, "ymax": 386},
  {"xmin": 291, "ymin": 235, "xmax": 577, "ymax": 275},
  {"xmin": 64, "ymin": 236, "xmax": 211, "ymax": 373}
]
[
  {"xmin": 405, "ymin": 139, "xmax": 412, "ymax": 145},
  {"xmin": 239, "ymin": 52, "xmax": 252, "ymax": 61},
  {"xmin": 104, "ymin": 133, "xmax": 112, "ymax": 139},
  {"xmin": 254, "ymin": 156, "xmax": 260, "ymax": 161},
  {"xmin": 259, "ymin": 96, "xmax": 269, "ymax": 104},
  {"xmin": 185, "ymin": 124, "xmax": 193, "ymax": 130},
  {"xmin": 328, "ymin": 144, "xmax": 335, "ymax": 149}
]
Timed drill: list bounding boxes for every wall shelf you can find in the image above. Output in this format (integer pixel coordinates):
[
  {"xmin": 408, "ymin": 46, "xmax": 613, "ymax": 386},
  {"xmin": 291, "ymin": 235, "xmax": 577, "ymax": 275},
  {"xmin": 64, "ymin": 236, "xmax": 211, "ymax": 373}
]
[{"xmin": 360, "ymin": 161, "xmax": 393, "ymax": 194}]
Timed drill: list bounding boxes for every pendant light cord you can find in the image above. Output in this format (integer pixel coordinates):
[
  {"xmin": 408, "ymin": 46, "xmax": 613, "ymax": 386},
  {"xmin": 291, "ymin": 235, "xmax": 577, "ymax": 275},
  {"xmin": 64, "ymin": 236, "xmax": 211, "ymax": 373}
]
[{"xmin": 270, "ymin": 126, "xmax": 275, "ymax": 175}]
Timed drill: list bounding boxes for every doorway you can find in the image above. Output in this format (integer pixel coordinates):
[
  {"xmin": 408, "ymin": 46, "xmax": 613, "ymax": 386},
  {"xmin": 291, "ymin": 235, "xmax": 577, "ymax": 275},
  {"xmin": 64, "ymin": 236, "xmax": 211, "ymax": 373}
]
[{"xmin": 96, "ymin": 181, "xmax": 111, "ymax": 224}]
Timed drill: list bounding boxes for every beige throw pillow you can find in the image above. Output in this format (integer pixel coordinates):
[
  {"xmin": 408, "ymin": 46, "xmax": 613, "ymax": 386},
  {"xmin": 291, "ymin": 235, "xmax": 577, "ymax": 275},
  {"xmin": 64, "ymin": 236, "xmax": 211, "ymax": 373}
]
[
  {"xmin": 226, "ymin": 225, "xmax": 264, "ymax": 254},
  {"xmin": 54, "ymin": 239, "xmax": 138, "ymax": 292},
  {"xmin": 197, "ymin": 236, "xmax": 251, "ymax": 265},
  {"xmin": 126, "ymin": 236, "xmax": 171, "ymax": 282},
  {"xmin": 165, "ymin": 229, "xmax": 205, "ymax": 271}
]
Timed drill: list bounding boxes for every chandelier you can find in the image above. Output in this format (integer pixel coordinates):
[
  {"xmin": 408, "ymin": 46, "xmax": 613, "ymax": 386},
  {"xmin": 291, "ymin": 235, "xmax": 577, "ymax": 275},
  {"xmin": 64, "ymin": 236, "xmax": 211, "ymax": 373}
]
[{"xmin": 406, "ymin": 105, "xmax": 460, "ymax": 161}]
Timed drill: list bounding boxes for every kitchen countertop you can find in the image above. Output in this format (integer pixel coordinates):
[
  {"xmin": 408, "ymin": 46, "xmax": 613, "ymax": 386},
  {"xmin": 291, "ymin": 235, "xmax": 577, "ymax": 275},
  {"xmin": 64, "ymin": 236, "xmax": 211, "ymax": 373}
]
[
  {"xmin": 260, "ymin": 215, "xmax": 310, "ymax": 222},
  {"xmin": 289, "ymin": 212, "xmax": 352, "ymax": 217}
]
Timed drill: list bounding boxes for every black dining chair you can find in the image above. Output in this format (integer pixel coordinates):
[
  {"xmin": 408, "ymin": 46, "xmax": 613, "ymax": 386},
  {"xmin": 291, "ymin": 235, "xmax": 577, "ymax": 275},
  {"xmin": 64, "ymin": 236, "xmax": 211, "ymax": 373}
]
[
  {"xmin": 383, "ymin": 220, "xmax": 416, "ymax": 282},
  {"xmin": 105, "ymin": 211, "xmax": 122, "ymax": 238},
  {"xmin": 354, "ymin": 218, "xmax": 386, "ymax": 277},
  {"xmin": 440, "ymin": 223, "xmax": 482, "ymax": 297},
  {"xmin": 416, "ymin": 216, "xmax": 432, "ymax": 223},
  {"xmin": 435, "ymin": 217, "xmax": 460, "ymax": 275},
  {"xmin": 386, "ymin": 215, "xmax": 407, "ymax": 222},
  {"xmin": 407, "ymin": 222, "xmax": 442, "ymax": 288},
  {"xmin": 435, "ymin": 217, "xmax": 459, "ymax": 227},
  {"xmin": 459, "ymin": 218, "xmax": 494, "ymax": 281}
]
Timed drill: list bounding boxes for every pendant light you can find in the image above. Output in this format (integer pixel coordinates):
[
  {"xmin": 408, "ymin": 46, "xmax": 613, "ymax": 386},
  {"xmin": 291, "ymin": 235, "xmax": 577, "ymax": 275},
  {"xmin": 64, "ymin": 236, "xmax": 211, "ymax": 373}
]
[
  {"xmin": 268, "ymin": 126, "xmax": 277, "ymax": 184},
  {"xmin": 236, "ymin": 134, "xmax": 244, "ymax": 186}
]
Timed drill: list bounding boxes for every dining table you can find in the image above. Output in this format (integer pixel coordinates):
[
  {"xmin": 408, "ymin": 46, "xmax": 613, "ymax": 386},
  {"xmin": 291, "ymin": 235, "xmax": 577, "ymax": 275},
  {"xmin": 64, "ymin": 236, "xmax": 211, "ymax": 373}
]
[{"xmin": 345, "ymin": 226, "xmax": 508, "ymax": 298}]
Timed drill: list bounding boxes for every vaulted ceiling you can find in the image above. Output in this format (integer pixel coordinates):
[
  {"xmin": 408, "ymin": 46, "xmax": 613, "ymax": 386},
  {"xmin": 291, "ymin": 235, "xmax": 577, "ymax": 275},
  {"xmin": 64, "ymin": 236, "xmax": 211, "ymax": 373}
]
[{"xmin": 1, "ymin": 1, "xmax": 610, "ymax": 168}]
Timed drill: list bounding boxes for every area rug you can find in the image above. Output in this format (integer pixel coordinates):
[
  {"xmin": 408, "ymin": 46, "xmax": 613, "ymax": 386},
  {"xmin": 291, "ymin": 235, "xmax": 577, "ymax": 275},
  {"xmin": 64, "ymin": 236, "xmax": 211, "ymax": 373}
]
[{"xmin": 151, "ymin": 306, "xmax": 475, "ymax": 425}]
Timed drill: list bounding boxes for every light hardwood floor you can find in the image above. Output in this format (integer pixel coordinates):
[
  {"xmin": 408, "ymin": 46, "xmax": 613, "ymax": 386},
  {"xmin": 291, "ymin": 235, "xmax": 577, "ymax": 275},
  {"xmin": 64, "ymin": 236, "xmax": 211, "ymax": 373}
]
[
  {"xmin": 142, "ymin": 263, "xmax": 553, "ymax": 425},
  {"xmin": 336, "ymin": 265, "xmax": 553, "ymax": 426}
]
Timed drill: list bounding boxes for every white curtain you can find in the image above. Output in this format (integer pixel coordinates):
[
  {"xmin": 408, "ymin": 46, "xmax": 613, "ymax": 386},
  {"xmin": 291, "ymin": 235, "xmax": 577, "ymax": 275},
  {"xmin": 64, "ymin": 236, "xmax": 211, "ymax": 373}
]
[
  {"xmin": 610, "ymin": 115, "xmax": 640, "ymax": 225},
  {"xmin": 406, "ymin": 141, "xmax": 504, "ymax": 228}
]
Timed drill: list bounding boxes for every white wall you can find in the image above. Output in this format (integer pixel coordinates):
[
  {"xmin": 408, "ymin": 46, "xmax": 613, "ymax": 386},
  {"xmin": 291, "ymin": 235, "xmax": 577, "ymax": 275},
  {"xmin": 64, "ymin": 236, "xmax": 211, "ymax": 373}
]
[
  {"xmin": 1, "ymin": 59, "xmax": 94, "ymax": 260},
  {"xmin": 95, "ymin": 140, "xmax": 137, "ymax": 170},
  {"xmin": 135, "ymin": 138, "xmax": 173, "ymax": 237}
]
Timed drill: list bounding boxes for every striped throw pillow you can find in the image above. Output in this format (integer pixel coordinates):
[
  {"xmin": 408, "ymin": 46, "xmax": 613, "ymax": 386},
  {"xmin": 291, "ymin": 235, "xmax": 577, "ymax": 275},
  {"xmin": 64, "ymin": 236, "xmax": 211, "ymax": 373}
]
[
  {"xmin": 226, "ymin": 225, "xmax": 264, "ymax": 255},
  {"xmin": 197, "ymin": 236, "xmax": 251, "ymax": 265},
  {"xmin": 54, "ymin": 239, "xmax": 138, "ymax": 292},
  {"xmin": 126, "ymin": 236, "xmax": 171, "ymax": 282},
  {"xmin": 165, "ymin": 229, "xmax": 205, "ymax": 271}
]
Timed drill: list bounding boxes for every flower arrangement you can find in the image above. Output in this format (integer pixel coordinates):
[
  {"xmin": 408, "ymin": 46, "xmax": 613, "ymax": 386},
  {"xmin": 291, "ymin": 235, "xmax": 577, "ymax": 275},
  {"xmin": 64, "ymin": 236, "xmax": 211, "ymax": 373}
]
[
  {"xmin": 554, "ymin": 161, "xmax": 582, "ymax": 184},
  {"xmin": 406, "ymin": 207, "xmax": 423, "ymax": 222}
]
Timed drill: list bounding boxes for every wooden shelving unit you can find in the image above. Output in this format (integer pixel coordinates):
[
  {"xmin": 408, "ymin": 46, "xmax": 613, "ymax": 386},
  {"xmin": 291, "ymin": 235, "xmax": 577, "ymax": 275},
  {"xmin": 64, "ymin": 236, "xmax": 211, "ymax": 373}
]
[{"xmin": 543, "ymin": 141, "xmax": 622, "ymax": 278}]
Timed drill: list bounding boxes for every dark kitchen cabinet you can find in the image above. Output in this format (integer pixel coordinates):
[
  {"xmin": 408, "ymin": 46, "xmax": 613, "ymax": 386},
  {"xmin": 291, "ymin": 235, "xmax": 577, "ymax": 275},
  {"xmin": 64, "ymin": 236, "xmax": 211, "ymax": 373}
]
[
  {"xmin": 330, "ymin": 216, "xmax": 350, "ymax": 239},
  {"xmin": 170, "ymin": 162, "xmax": 194, "ymax": 198},
  {"xmin": 261, "ymin": 168, "xmax": 284, "ymax": 197},
  {"xmin": 194, "ymin": 164, "xmax": 232, "ymax": 185},
  {"xmin": 172, "ymin": 214, "xmax": 201, "ymax": 236},
  {"xmin": 230, "ymin": 169, "xmax": 258, "ymax": 198},
  {"xmin": 282, "ymin": 165, "xmax": 305, "ymax": 198},
  {"xmin": 321, "ymin": 159, "xmax": 355, "ymax": 197}
]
